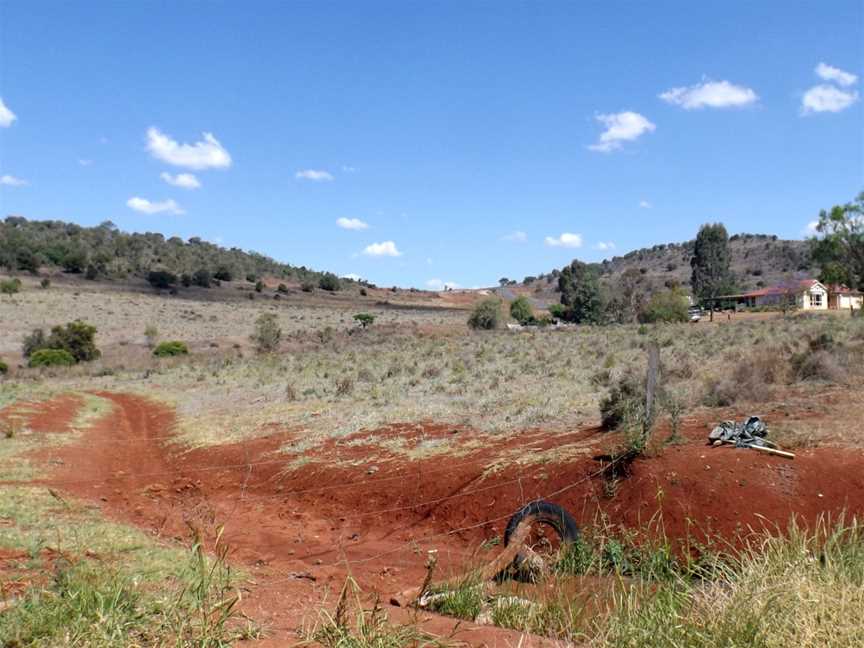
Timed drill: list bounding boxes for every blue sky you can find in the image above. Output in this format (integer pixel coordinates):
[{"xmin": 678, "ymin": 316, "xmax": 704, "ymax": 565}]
[{"xmin": 1, "ymin": 1, "xmax": 861, "ymax": 289}]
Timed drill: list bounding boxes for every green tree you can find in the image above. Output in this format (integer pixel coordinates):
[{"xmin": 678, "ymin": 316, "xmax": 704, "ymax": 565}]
[
  {"xmin": 468, "ymin": 298, "xmax": 502, "ymax": 330},
  {"xmin": 810, "ymin": 192, "xmax": 864, "ymax": 291},
  {"xmin": 147, "ymin": 270, "xmax": 177, "ymax": 289},
  {"xmin": 319, "ymin": 273, "xmax": 341, "ymax": 291},
  {"xmin": 509, "ymin": 296, "xmax": 534, "ymax": 325},
  {"xmin": 638, "ymin": 288, "xmax": 689, "ymax": 323},
  {"xmin": 46, "ymin": 321, "xmax": 101, "ymax": 362},
  {"xmin": 251, "ymin": 312, "xmax": 282, "ymax": 352},
  {"xmin": 558, "ymin": 260, "xmax": 604, "ymax": 324},
  {"xmin": 690, "ymin": 223, "xmax": 735, "ymax": 302}
]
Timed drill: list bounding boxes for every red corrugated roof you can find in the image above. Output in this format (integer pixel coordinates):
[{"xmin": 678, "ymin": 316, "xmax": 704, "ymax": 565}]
[{"xmin": 740, "ymin": 279, "xmax": 819, "ymax": 298}]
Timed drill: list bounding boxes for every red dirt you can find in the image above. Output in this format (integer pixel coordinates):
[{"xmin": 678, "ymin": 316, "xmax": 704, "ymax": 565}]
[{"xmin": 8, "ymin": 392, "xmax": 864, "ymax": 645}]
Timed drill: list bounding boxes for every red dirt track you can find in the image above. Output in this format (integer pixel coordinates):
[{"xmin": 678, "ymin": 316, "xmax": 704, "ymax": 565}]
[{"xmin": 8, "ymin": 392, "xmax": 864, "ymax": 645}]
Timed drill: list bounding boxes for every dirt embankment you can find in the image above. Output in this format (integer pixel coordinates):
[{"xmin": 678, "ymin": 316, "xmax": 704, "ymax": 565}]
[{"xmin": 8, "ymin": 393, "xmax": 864, "ymax": 644}]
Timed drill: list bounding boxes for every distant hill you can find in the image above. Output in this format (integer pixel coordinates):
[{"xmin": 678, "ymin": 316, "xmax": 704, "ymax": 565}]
[
  {"xmin": 500, "ymin": 233, "xmax": 815, "ymax": 305},
  {"xmin": 0, "ymin": 215, "xmax": 339, "ymax": 286}
]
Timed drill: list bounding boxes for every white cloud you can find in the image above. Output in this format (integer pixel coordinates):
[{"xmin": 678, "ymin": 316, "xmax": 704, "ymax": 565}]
[
  {"xmin": 801, "ymin": 84, "xmax": 859, "ymax": 114},
  {"xmin": 815, "ymin": 62, "xmax": 857, "ymax": 87},
  {"xmin": 362, "ymin": 241, "xmax": 402, "ymax": 257},
  {"xmin": 78, "ymin": 159, "xmax": 93, "ymax": 167},
  {"xmin": 341, "ymin": 273, "xmax": 362, "ymax": 281},
  {"xmin": 295, "ymin": 169, "xmax": 334, "ymax": 182},
  {"xmin": 804, "ymin": 220, "xmax": 820, "ymax": 236},
  {"xmin": 337, "ymin": 217, "xmax": 369, "ymax": 230},
  {"xmin": 426, "ymin": 278, "xmax": 461, "ymax": 290},
  {"xmin": 160, "ymin": 172, "xmax": 201, "ymax": 189},
  {"xmin": 341, "ymin": 165, "xmax": 356, "ymax": 173},
  {"xmin": 126, "ymin": 196, "xmax": 185, "ymax": 215},
  {"xmin": 0, "ymin": 174, "xmax": 27, "ymax": 186},
  {"xmin": 588, "ymin": 112, "xmax": 655, "ymax": 152},
  {"xmin": 594, "ymin": 241, "xmax": 616, "ymax": 251},
  {"xmin": 502, "ymin": 230, "xmax": 527, "ymax": 242},
  {"xmin": 639, "ymin": 200, "xmax": 652, "ymax": 209},
  {"xmin": 0, "ymin": 98, "xmax": 16, "ymax": 127},
  {"xmin": 146, "ymin": 127, "xmax": 231, "ymax": 170},
  {"xmin": 659, "ymin": 79, "xmax": 758, "ymax": 110},
  {"xmin": 544, "ymin": 232, "xmax": 583, "ymax": 248}
]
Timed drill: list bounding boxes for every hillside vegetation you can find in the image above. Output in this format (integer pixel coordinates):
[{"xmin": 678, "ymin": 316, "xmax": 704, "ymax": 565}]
[{"xmin": 0, "ymin": 216, "xmax": 336, "ymax": 286}]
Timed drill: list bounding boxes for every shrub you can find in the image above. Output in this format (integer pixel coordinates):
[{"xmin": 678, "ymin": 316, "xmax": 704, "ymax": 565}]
[
  {"xmin": 40, "ymin": 278, "xmax": 51, "ymax": 289},
  {"xmin": 277, "ymin": 283, "xmax": 289, "ymax": 294},
  {"xmin": 1, "ymin": 278, "xmax": 21, "ymax": 295},
  {"xmin": 792, "ymin": 350, "xmax": 847, "ymax": 383},
  {"xmin": 214, "ymin": 266, "xmax": 233, "ymax": 281},
  {"xmin": 359, "ymin": 288, "xmax": 367, "ymax": 297},
  {"xmin": 353, "ymin": 313, "xmax": 375, "ymax": 328},
  {"xmin": 153, "ymin": 341, "xmax": 189, "ymax": 357},
  {"xmin": 509, "ymin": 296, "xmax": 534, "ymax": 325},
  {"xmin": 251, "ymin": 312, "xmax": 281, "ymax": 353},
  {"xmin": 600, "ymin": 373, "xmax": 643, "ymax": 430},
  {"xmin": 254, "ymin": 280, "xmax": 264, "ymax": 293},
  {"xmin": 147, "ymin": 270, "xmax": 177, "ymax": 289},
  {"xmin": 468, "ymin": 298, "xmax": 502, "ymax": 330},
  {"xmin": 193, "ymin": 269, "xmax": 212, "ymax": 288},
  {"xmin": 84, "ymin": 264, "xmax": 98, "ymax": 280},
  {"xmin": 547, "ymin": 303, "xmax": 567, "ymax": 320},
  {"xmin": 47, "ymin": 321, "xmax": 101, "ymax": 362},
  {"xmin": 246, "ymin": 273, "xmax": 257, "ymax": 283},
  {"xmin": 319, "ymin": 273, "xmax": 341, "ymax": 292},
  {"xmin": 639, "ymin": 289, "xmax": 689, "ymax": 324},
  {"xmin": 144, "ymin": 324, "xmax": 159, "ymax": 348},
  {"xmin": 29, "ymin": 348, "xmax": 76, "ymax": 368},
  {"xmin": 22, "ymin": 329, "xmax": 47, "ymax": 357},
  {"xmin": 301, "ymin": 281, "xmax": 315, "ymax": 293},
  {"xmin": 0, "ymin": 358, "xmax": 8, "ymax": 375}
]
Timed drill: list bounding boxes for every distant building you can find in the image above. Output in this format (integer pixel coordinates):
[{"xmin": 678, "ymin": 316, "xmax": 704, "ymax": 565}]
[{"xmin": 711, "ymin": 279, "xmax": 861, "ymax": 311}]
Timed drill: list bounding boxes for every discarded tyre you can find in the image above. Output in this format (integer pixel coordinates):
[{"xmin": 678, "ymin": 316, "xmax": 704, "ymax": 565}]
[{"xmin": 502, "ymin": 500, "xmax": 580, "ymax": 581}]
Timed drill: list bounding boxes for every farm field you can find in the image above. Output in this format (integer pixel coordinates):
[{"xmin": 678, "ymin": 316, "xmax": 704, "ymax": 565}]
[{"xmin": 2, "ymin": 284, "xmax": 863, "ymax": 646}]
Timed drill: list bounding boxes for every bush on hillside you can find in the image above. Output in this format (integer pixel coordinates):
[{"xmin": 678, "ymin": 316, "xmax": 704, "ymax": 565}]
[
  {"xmin": 214, "ymin": 266, "xmax": 233, "ymax": 282},
  {"xmin": 28, "ymin": 348, "xmax": 76, "ymax": 368},
  {"xmin": 254, "ymin": 280, "xmax": 265, "ymax": 293},
  {"xmin": 1, "ymin": 278, "xmax": 21, "ymax": 295},
  {"xmin": 0, "ymin": 359, "xmax": 8, "ymax": 375},
  {"xmin": 277, "ymin": 283, "xmax": 289, "ymax": 294},
  {"xmin": 193, "ymin": 269, "xmax": 212, "ymax": 288},
  {"xmin": 509, "ymin": 296, "xmax": 534, "ymax": 325},
  {"xmin": 40, "ymin": 278, "xmax": 51, "ymax": 289},
  {"xmin": 468, "ymin": 298, "xmax": 502, "ymax": 330},
  {"xmin": 153, "ymin": 341, "xmax": 189, "ymax": 357},
  {"xmin": 301, "ymin": 281, "xmax": 315, "ymax": 293},
  {"xmin": 23, "ymin": 321, "xmax": 100, "ymax": 363},
  {"xmin": 251, "ymin": 313, "xmax": 282, "ymax": 353},
  {"xmin": 319, "ymin": 273, "xmax": 341, "ymax": 292},
  {"xmin": 147, "ymin": 270, "xmax": 177, "ymax": 290},
  {"xmin": 353, "ymin": 313, "xmax": 375, "ymax": 328}
]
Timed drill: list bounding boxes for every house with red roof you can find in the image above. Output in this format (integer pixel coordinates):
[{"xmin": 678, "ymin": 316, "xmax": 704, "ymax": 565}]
[{"xmin": 716, "ymin": 279, "xmax": 861, "ymax": 311}]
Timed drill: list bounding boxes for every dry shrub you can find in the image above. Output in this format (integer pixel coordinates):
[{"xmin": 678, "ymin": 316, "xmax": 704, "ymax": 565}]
[
  {"xmin": 701, "ymin": 349, "xmax": 786, "ymax": 407},
  {"xmin": 335, "ymin": 376, "xmax": 354, "ymax": 396},
  {"xmin": 792, "ymin": 350, "xmax": 847, "ymax": 383}
]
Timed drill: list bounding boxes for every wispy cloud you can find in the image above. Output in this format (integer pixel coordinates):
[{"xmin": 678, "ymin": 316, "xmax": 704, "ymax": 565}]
[
  {"xmin": 815, "ymin": 62, "xmax": 857, "ymax": 87},
  {"xmin": 160, "ymin": 172, "xmax": 201, "ymax": 189},
  {"xmin": 146, "ymin": 127, "xmax": 231, "ymax": 170},
  {"xmin": 295, "ymin": 169, "xmax": 334, "ymax": 182},
  {"xmin": 544, "ymin": 232, "xmax": 583, "ymax": 248},
  {"xmin": 659, "ymin": 79, "xmax": 758, "ymax": 109},
  {"xmin": 341, "ymin": 165, "xmax": 356, "ymax": 173},
  {"xmin": 126, "ymin": 196, "xmax": 185, "ymax": 215},
  {"xmin": 362, "ymin": 241, "xmax": 402, "ymax": 257},
  {"xmin": 502, "ymin": 230, "xmax": 527, "ymax": 242},
  {"xmin": 801, "ymin": 84, "xmax": 858, "ymax": 114},
  {"xmin": 337, "ymin": 217, "xmax": 369, "ymax": 230},
  {"xmin": 588, "ymin": 112, "xmax": 655, "ymax": 152},
  {"xmin": 594, "ymin": 241, "xmax": 616, "ymax": 251},
  {"xmin": 0, "ymin": 98, "xmax": 16, "ymax": 127},
  {"xmin": 341, "ymin": 273, "xmax": 362, "ymax": 281},
  {"xmin": 0, "ymin": 174, "xmax": 28, "ymax": 187},
  {"xmin": 426, "ymin": 278, "xmax": 461, "ymax": 290},
  {"xmin": 78, "ymin": 159, "xmax": 93, "ymax": 167},
  {"xmin": 639, "ymin": 200, "xmax": 652, "ymax": 209}
]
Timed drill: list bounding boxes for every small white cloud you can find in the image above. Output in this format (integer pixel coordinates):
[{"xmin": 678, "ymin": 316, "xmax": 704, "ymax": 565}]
[
  {"xmin": 0, "ymin": 98, "xmax": 16, "ymax": 128},
  {"xmin": 146, "ymin": 127, "xmax": 231, "ymax": 170},
  {"xmin": 341, "ymin": 165, "xmax": 356, "ymax": 173},
  {"xmin": 341, "ymin": 273, "xmax": 362, "ymax": 281},
  {"xmin": 502, "ymin": 230, "xmax": 527, "ymax": 242},
  {"xmin": 160, "ymin": 172, "xmax": 201, "ymax": 189},
  {"xmin": 801, "ymin": 84, "xmax": 859, "ymax": 114},
  {"xmin": 659, "ymin": 79, "xmax": 758, "ymax": 110},
  {"xmin": 804, "ymin": 220, "xmax": 820, "ymax": 236},
  {"xmin": 0, "ymin": 174, "xmax": 27, "ymax": 186},
  {"xmin": 588, "ymin": 111, "xmax": 655, "ymax": 153},
  {"xmin": 126, "ymin": 196, "xmax": 185, "ymax": 215},
  {"xmin": 594, "ymin": 241, "xmax": 616, "ymax": 251},
  {"xmin": 337, "ymin": 217, "xmax": 369, "ymax": 230},
  {"xmin": 295, "ymin": 169, "xmax": 334, "ymax": 182},
  {"xmin": 815, "ymin": 62, "xmax": 858, "ymax": 87},
  {"xmin": 78, "ymin": 159, "xmax": 93, "ymax": 167},
  {"xmin": 639, "ymin": 200, "xmax": 652, "ymax": 209},
  {"xmin": 362, "ymin": 241, "xmax": 402, "ymax": 257},
  {"xmin": 426, "ymin": 278, "xmax": 461, "ymax": 290},
  {"xmin": 544, "ymin": 232, "xmax": 583, "ymax": 248}
]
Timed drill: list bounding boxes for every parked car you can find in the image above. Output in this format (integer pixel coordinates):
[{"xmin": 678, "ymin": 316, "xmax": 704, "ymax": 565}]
[{"xmin": 688, "ymin": 306, "xmax": 702, "ymax": 322}]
